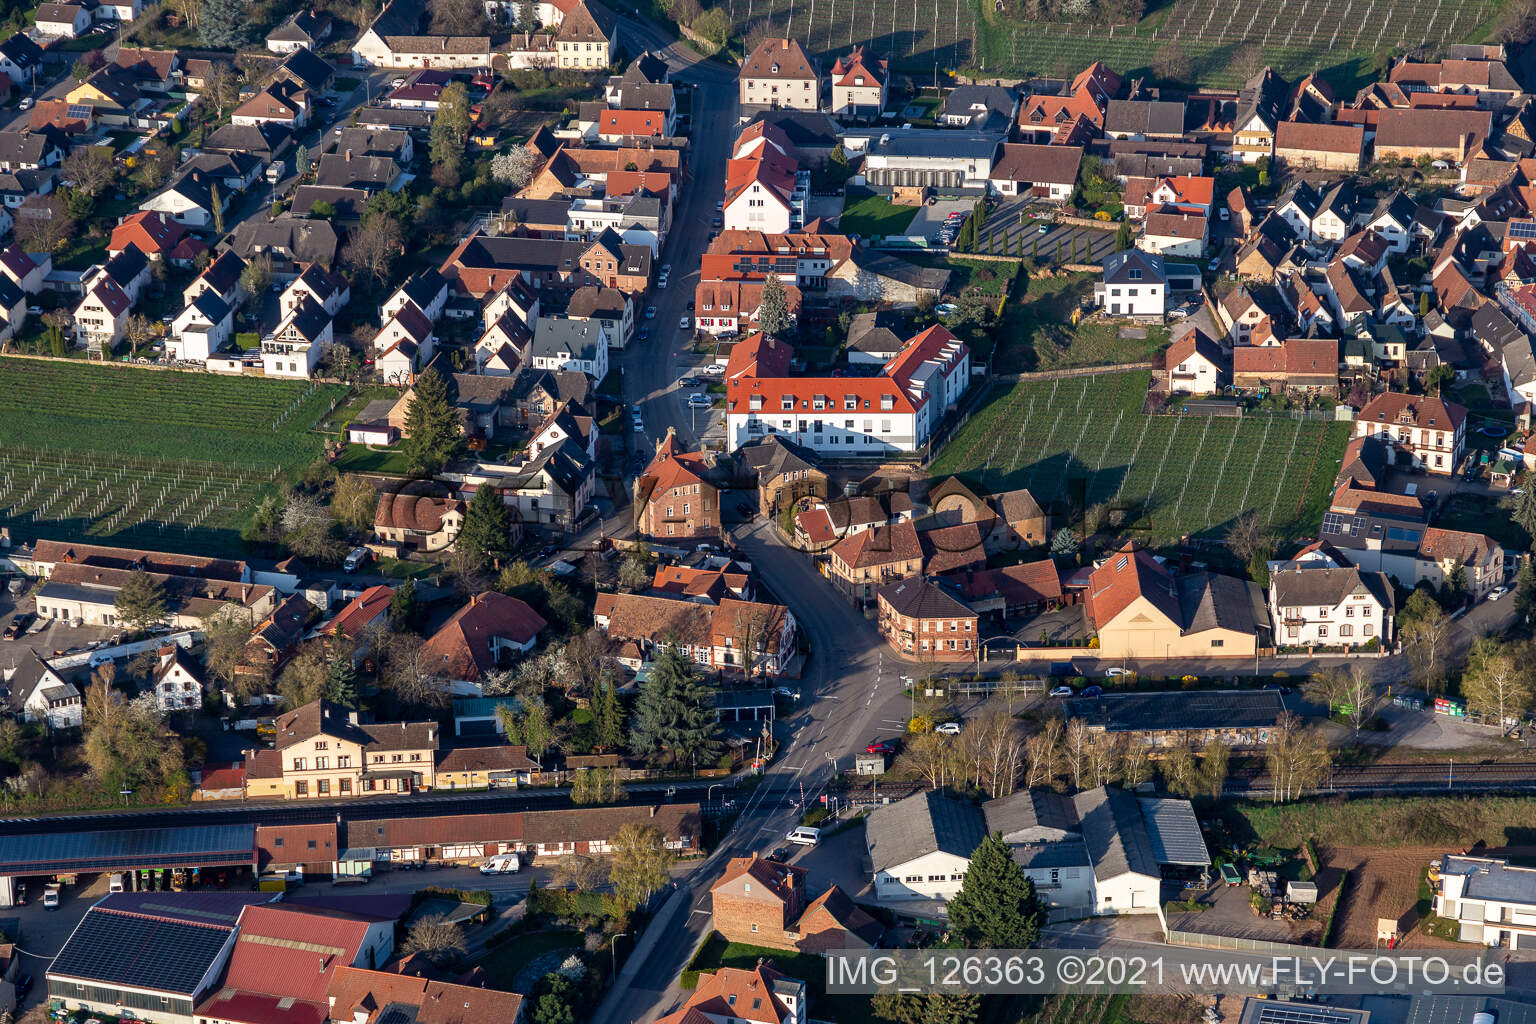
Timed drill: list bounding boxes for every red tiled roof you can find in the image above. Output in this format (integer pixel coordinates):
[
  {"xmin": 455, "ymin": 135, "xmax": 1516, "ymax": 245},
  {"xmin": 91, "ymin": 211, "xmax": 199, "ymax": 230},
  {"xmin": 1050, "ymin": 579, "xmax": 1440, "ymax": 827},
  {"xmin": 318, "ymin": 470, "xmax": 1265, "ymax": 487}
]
[
  {"xmin": 328, "ymin": 585, "xmax": 393, "ymax": 639},
  {"xmin": 727, "ymin": 373, "xmax": 917, "ymax": 416},
  {"xmin": 420, "ymin": 592, "xmax": 547, "ymax": 682},
  {"xmin": 830, "ymin": 520, "xmax": 921, "ymax": 570},
  {"xmin": 223, "ymin": 904, "xmax": 375, "ymax": 1003},
  {"xmin": 1086, "ymin": 543, "xmax": 1180, "ymax": 629},
  {"xmin": 110, "ymin": 210, "xmax": 187, "ymax": 257},
  {"xmin": 1357, "ymin": 391, "xmax": 1468, "ymax": 431},
  {"xmin": 599, "ymin": 108, "xmax": 667, "ymax": 137},
  {"xmin": 725, "ymin": 332, "xmax": 795, "ymax": 379},
  {"xmin": 327, "ymin": 966, "xmax": 524, "ymax": 1024}
]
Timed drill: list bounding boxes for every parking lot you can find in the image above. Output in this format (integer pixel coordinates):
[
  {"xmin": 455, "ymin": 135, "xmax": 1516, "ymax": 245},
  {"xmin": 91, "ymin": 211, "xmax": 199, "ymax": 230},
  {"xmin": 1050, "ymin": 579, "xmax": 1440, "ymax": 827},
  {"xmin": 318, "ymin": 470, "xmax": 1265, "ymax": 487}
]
[
  {"xmin": 906, "ymin": 200, "xmax": 977, "ymax": 242},
  {"xmin": 0, "ymin": 587, "xmax": 115, "ymax": 663}
]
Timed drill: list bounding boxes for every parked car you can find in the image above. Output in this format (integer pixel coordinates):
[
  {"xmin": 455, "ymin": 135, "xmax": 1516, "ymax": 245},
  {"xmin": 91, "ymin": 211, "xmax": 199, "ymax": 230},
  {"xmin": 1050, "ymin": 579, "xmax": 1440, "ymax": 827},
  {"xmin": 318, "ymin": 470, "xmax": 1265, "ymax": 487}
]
[
  {"xmin": 678, "ymin": 376, "xmax": 702, "ymax": 388},
  {"xmin": 866, "ymin": 740, "xmax": 896, "ymax": 755},
  {"xmin": 343, "ymin": 547, "xmax": 370, "ymax": 572},
  {"xmin": 17, "ymin": 97, "xmax": 32, "ymax": 111},
  {"xmin": 1104, "ymin": 667, "xmax": 1127, "ymax": 678},
  {"xmin": 678, "ymin": 316, "xmax": 691, "ymax": 330},
  {"xmin": 479, "ymin": 854, "xmax": 521, "ymax": 874},
  {"xmin": 785, "ymin": 826, "xmax": 821, "ymax": 846},
  {"xmin": 935, "ymin": 721, "xmax": 962, "ymax": 736},
  {"xmin": 3, "ymin": 613, "xmax": 32, "ymax": 640},
  {"xmin": 1080, "ymin": 684, "xmax": 1104, "ymax": 697},
  {"xmin": 644, "ymin": 306, "xmax": 657, "ymax": 319},
  {"xmin": 687, "ymin": 393, "xmax": 712, "ymax": 408},
  {"xmin": 773, "ymin": 686, "xmax": 800, "ymax": 701},
  {"xmin": 736, "ymin": 500, "xmax": 754, "ymax": 516},
  {"xmin": 1049, "ymin": 686, "xmax": 1073, "ymax": 697},
  {"xmin": 1038, "ymin": 223, "xmax": 1050, "ymax": 234},
  {"xmin": 1489, "ymin": 585, "xmax": 1512, "ymax": 601},
  {"xmin": 42, "ymin": 883, "xmax": 60, "ymax": 910},
  {"xmin": 700, "ymin": 363, "xmax": 724, "ymax": 375}
]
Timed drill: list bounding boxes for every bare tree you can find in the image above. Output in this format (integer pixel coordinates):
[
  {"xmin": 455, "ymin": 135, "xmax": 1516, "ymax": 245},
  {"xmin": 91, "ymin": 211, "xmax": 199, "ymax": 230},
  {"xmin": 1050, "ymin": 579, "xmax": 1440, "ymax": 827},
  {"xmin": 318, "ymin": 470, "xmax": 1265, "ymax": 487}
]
[
  {"xmin": 1196, "ymin": 738, "xmax": 1230, "ymax": 799},
  {"xmin": 383, "ymin": 634, "xmax": 450, "ymax": 708},
  {"xmin": 1224, "ymin": 510, "xmax": 1272, "ymax": 563},
  {"xmin": 1462, "ymin": 637, "xmax": 1534, "ymax": 734},
  {"xmin": 1024, "ymin": 717, "xmax": 1062, "ymax": 788},
  {"xmin": 1159, "ymin": 737, "xmax": 1198, "ymax": 797},
  {"xmin": 62, "ymin": 146, "xmax": 118, "ymax": 198},
  {"xmin": 202, "ymin": 61, "xmax": 238, "ymax": 120},
  {"xmin": 551, "ymin": 852, "xmax": 609, "ymax": 889},
  {"xmin": 430, "ymin": 0, "xmax": 489, "ymax": 34},
  {"xmin": 343, "ymin": 208, "xmax": 404, "ymax": 285},
  {"xmin": 1264, "ymin": 713, "xmax": 1330, "ymax": 802},
  {"xmin": 1087, "ymin": 731, "xmax": 1123, "ymax": 787},
  {"xmin": 901, "ymin": 730, "xmax": 955, "ymax": 790},
  {"xmin": 1121, "ymin": 739, "xmax": 1152, "ymax": 788},
  {"xmin": 1306, "ymin": 663, "xmax": 1380, "ymax": 738},
  {"xmin": 15, "ymin": 194, "xmax": 75, "ymax": 253},
  {"xmin": 1400, "ymin": 591, "xmax": 1452, "ymax": 694},
  {"xmin": 402, "ymin": 914, "xmax": 466, "ymax": 964},
  {"xmin": 1062, "ymin": 718, "xmax": 1092, "ymax": 791}
]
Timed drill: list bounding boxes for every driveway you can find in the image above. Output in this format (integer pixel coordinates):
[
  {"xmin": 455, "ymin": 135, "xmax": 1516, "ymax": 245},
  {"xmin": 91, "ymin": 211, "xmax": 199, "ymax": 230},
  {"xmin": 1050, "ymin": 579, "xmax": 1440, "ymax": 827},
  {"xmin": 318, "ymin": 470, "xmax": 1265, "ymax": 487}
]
[{"xmin": 906, "ymin": 200, "xmax": 975, "ymax": 242}]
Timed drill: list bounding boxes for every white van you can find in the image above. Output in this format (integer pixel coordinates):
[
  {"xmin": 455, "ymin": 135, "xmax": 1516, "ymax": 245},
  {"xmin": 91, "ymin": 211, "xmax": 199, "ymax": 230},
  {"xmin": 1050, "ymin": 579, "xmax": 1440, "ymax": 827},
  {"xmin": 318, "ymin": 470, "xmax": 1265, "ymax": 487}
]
[
  {"xmin": 479, "ymin": 854, "xmax": 521, "ymax": 874},
  {"xmin": 785, "ymin": 827, "xmax": 821, "ymax": 847},
  {"xmin": 343, "ymin": 547, "xmax": 370, "ymax": 572},
  {"xmin": 109, "ymin": 872, "xmax": 125, "ymax": 893}
]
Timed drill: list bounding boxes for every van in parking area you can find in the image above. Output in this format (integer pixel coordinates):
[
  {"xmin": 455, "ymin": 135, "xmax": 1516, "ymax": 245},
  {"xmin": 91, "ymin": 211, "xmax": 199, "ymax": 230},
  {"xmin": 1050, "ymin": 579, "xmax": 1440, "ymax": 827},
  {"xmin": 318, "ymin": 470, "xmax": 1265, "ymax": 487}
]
[
  {"xmin": 109, "ymin": 872, "xmax": 125, "ymax": 893},
  {"xmin": 480, "ymin": 854, "xmax": 521, "ymax": 874},
  {"xmin": 785, "ymin": 827, "xmax": 820, "ymax": 846}
]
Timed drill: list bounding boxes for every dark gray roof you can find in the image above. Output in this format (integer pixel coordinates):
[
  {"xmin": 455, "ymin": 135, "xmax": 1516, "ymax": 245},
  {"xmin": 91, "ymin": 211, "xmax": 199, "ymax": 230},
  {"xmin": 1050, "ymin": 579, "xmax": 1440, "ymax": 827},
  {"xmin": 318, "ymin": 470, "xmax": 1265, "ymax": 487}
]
[
  {"xmin": 203, "ymin": 122, "xmax": 292, "ymax": 161},
  {"xmin": 1237, "ymin": 1001, "xmax": 1371, "ymax": 1024},
  {"xmin": 1140, "ymin": 797, "xmax": 1209, "ymax": 866},
  {"xmin": 737, "ymin": 434, "xmax": 820, "ymax": 481},
  {"xmin": 334, "ymin": 127, "xmax": 412, "ymax": 160},
  {"xmin": 743, "ymin": 109, "xmax": 843, "ymax": 150},
  {"xmin": 1102, "ymin": 248, "xmax": 1165, "ymax": 285},
  {"xmin": 1473, "ymin": 303, "xmax": 1526, "ymax": 352},
  {"xmin": 877, "ymin": 577, "xmax": 973, "ymax": 621},
  {"xmin": 983, "ymin": 788, "xmax": 1078, "ymax": 838},
  {"xmin": 5, "ymin": 649, "xmax": 60, "ymax": 712},
  {"xmin": 531, "ymin": 317, "xmax": 606, "ymax": 361},
  {"xmin": 7, "ymin": 825, "xmax": 254, "ymax": 877},
  {"xmin": 276, "ymin": 46, "xmax": 334, "ymax": 92},
  {"xmin": 353, "ymin": 106, "xmax": 435, "ymax": 132},
  {"xmin": 848, "ymin": 127, "xmax": 1004, "ymax": 160},
  {"xmin": 51, "ymin": 905, "xmax": 236, "ymax": 994},
  {"xmin": 1105, "ymin": 99, "xmax": 1185, "ymax": 136},
  {"xmin": 1176, "ymin": 573, "xmax": 1258, "ymax": 635},
  {"xmin": 1271, "ymin": 566, "xmax": 1393, "ymax": 611},
  {"xmin": 866, "ymin": 790, "xmax": 986, "ymax": 873},
  {"xmin": 228, "ymin": 217, "xmax": 339, "ymax": 266},
  {"xmin": 942, "ymin": 85, "xmax": 1018, "ymax": 129},
  {"xmin": 1073, "ymin": 786, "xmax": 1159, "ymax": 880},
  {"xmin": 1440, "ymin": 854, "xmax": 1536, "ymax": 904},
  {"xmin": 1063, "ymin": 689, "xmax": 1287, "ymax": 733}
]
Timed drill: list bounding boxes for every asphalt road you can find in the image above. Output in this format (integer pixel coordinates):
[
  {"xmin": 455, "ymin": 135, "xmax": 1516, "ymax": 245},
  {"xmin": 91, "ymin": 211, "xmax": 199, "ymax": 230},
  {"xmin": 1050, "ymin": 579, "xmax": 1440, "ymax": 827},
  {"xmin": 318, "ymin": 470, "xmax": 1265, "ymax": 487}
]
[{"xmin": 612, "ymin": 21, "xmax": 735, "ymax": 458}]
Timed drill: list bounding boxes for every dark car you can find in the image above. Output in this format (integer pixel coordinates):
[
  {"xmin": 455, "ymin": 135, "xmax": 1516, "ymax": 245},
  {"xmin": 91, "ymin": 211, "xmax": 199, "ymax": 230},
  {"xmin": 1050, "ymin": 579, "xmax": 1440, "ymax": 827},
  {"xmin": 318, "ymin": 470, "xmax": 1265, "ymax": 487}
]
[
  {"xmin": 2, "ymin": 613, "xmax": 31, "ymax": 640},
  {"xmin": 767, "ymin": 847, "xmax": 790, "ymax": 863},
  {"xmin": 866, "ymin": 740, "xmax": 896, "ymax": 755},
  {"xmin": 1080, "ymin": 684, "xmax": 1104, "ymax": 697},
  {"xmin": 679, "ymin": 376, "xmax": 703, "ymax": 387},
  {"xmin": 736, "ymin": 501, "xmax": 753, "ymax": 516}
]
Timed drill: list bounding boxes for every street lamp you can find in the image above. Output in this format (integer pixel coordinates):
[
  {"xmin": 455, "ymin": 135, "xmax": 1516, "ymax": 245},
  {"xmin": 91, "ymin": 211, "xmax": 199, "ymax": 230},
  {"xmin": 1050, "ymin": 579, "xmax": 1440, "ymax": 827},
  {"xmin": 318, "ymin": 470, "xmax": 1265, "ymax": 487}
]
[
  {"xmin": 611, "ymin": 932, "xmax": 628, "ymax": 975},
  {"xmin": 707, "ymin": 783, "xmax": 722, "ymax": 805}
]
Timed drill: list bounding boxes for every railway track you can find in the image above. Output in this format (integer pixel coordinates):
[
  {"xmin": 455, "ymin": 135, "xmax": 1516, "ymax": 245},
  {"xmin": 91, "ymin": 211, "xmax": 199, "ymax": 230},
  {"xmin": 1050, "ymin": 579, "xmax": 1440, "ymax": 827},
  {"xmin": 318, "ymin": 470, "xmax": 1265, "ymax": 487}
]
[{"xmin": 1226, "ymin": 759, "xmax": 1536, "ymax": 795}]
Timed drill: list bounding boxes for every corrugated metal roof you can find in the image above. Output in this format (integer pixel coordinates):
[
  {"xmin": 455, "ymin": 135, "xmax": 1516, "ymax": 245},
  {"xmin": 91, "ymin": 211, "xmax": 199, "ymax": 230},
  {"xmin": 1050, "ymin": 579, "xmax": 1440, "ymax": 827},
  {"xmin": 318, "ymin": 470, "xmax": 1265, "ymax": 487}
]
[{"xmin": 1140, "ymin": 797, "xmax": 1210, "ymax": 866}]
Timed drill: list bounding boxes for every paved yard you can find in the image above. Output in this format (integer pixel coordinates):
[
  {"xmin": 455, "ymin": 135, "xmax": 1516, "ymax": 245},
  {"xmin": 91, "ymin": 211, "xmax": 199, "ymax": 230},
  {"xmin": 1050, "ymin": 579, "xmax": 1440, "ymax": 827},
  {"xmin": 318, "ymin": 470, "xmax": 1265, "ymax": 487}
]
[
  {"xmin": 907, "ymin": 200, "xmax": 977, "ymax": 241},
  {"xmin": 1165, "ymin": 880, "xmax": 1323, "ymax": 945},
  {"xmin": 1010, "ymin": 606, "xmax": 1091, "ymax": 644}
]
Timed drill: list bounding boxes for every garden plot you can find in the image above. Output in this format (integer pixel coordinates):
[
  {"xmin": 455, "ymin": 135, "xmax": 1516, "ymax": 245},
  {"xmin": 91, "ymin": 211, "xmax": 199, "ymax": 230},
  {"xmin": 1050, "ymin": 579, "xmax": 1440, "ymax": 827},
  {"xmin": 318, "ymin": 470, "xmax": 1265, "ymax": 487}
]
[{"xmin": 930, "ymin": 370, "xmax": 1349, "ymax": 542}]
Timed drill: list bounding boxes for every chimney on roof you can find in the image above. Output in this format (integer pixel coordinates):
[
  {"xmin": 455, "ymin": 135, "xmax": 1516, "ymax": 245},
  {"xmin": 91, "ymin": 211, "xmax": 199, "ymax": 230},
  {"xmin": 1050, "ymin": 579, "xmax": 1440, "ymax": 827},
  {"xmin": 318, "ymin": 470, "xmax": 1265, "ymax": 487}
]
[
  {"xmin": 345, "ymin": 149, "xmax": 352, "ymax": 162},
  {"xmin": 651, "ymin": 805, "xmax": 657, "ymax": 816}
]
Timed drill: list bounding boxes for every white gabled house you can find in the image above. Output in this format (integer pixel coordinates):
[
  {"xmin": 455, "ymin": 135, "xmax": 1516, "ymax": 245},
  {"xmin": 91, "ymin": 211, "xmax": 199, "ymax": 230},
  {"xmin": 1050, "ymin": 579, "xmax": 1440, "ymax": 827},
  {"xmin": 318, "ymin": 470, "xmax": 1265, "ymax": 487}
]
[
  {"xmin": 262, "ymin": 296, "xmax": 332, "ymax": 379},
  {"xmin": 1096, "ymin": 249, "xmax": 1167, "ymax": 317},
  {"xmin": 529, "ymin": 317, "xmax": 609, "ymax": 382},
  {"xmin": 373, "ymin": 301, "xmax": 436, "ymax": 384},
  {"xmin": 154, "ymin": 645, "xmax": 204, "ymax": 713},
  {"xmin": 183, "ymin": 250, "xmax": 246, "ymax": 309},
  {"xmin": 5, "ymin": 650, "xmax": 82, "ymax": 729},
  {"xmin": 281, "ymin": 263, "xmax": 350, "ymax": 318},
  {"xmin": 1268, "ymin": 563, "xmax": 1394, "ymax": 649},
  {"xmin": 169, "ymin": 291, "xmax": 234, "ymax": 363},
  {"xmin": 73, "ymin": 277, "xmax": 131, "ymax": 352}
]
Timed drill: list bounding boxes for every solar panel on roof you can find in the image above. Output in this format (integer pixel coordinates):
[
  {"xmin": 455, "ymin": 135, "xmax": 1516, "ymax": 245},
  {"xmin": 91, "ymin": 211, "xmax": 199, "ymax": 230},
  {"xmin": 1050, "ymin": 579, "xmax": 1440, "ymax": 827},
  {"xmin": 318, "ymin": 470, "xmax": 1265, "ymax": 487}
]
[
  {"xmin": 1512, "ymin": 221, "xmax": 1536, "ymax": 240},
  {"xmin": 50, "ymin": 909, "xmax": 234, "ymax": 994},
  {"xmin": 0, "ymin": 823, "xmax": 253, "ymax": 874},
  {"xmin": 66, "ymin": 104, "xmax": 92, "ymax": 120},
  {"xmin": 1252, "ymin": 1007, "xmax": 1363, "ymax": 1024}
]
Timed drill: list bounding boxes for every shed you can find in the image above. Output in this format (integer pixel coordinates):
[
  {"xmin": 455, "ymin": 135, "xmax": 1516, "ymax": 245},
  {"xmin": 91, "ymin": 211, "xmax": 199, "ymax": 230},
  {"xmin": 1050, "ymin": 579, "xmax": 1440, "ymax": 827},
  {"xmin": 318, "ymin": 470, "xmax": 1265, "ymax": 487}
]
[
  {"xmin": 1287, "ymin": 879, "xmax": 1318, "ymax": 904},
  {"xmin": 855, "ymin": 752, "xmax": 886, "ymax": 775}
]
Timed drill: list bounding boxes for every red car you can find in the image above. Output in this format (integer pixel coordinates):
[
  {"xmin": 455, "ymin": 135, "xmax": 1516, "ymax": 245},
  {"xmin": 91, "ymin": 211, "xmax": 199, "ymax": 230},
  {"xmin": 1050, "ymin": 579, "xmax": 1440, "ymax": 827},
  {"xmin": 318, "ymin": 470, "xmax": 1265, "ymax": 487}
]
[{"xmin": 866, "ymin": 740, "xmax": 896, "ymax": 755}]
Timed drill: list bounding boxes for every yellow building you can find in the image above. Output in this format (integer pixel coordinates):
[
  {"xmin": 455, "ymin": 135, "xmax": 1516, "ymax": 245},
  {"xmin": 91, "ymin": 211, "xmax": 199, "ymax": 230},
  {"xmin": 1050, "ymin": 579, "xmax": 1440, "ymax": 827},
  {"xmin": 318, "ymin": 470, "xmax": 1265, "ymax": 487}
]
[
  {"xmin": 1086, "ymin": 544, "xmax": 1260, "ymax": 661},
  {"xmin": 435, "ymin": 745, "xmax": 540, "ymax": 789},
  {"xmin": 245, "ymin": 699, "xmax": 439, "ymax": 798}
]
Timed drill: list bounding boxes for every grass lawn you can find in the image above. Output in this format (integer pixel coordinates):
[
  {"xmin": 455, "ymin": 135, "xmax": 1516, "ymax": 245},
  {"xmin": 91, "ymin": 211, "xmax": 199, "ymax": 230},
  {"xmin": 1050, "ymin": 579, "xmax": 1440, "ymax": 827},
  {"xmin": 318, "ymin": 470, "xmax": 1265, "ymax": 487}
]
[
  {"xmin": 1435, "ymin": 493, "xmax": 1529, "ymax": 552},
  {"xmin": 476, "ymin": 929, "xmax": 584, "ymax": 991},
  {"xmin": 837, "ymin": 188, "xmax": 915, "ymax": 239},
  {"xmin": 930, "ymin": 370, "xmax": 1349, "ymax": 543},
  {"xmin": 991, "ymin": 271, "xmax": 1166, "ymax": 373},
  {"xmin": 684, "ymin": 938, "xmax": 880, "ymax": 1024},
  {"xmin": 903, "ymin": 253, "xmax": 1020, "ymax": 298},
  {"xmin": 334, "ymin": 443, "xmax": 413, "ymax": 475},
  {"xmin": 321, "ymin": 385, "xmax": 401, "ymax": 431},
  {"xmin": 375, "ymin": 556, "xmax": 437, "ymax": 581}
]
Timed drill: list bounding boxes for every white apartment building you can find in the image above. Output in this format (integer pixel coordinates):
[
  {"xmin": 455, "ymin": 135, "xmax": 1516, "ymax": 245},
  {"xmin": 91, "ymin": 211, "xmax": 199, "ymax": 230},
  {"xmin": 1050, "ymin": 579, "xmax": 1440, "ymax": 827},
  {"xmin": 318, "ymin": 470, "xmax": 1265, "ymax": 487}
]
[
  {"xmin": 1269, "ymin": 564, "xmax": 1394, "ymax": 648},
  {"xmin": 1438, "ymin": 855, "xmax": 1536, "ymax": 948}
]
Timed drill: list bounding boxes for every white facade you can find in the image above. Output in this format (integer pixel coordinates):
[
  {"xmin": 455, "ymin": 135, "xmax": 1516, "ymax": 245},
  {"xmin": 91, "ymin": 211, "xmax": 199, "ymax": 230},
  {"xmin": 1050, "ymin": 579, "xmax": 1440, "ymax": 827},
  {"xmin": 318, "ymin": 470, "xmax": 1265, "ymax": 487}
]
[
  {"xmin": 1099, "ymin": 279, "xmax": 1165, "ymax": 317},
  {"xmin": 1167, "ymin": 349, "xmax": 1222, "ymax": 394},
  {"xmin": 155, "ymin": 652, "xmax": 203, "ymax": 713},
  {"xmin": 1138, "ymin": 231, "xmax": 1203, "ymax": 259},
  {"xmin": 1092, "ymin": 868, "xmax": 1162, "ymax": 915},
  {"xmin": 1437, "ymin": 855, "xmax": 1536, "ymax": 949},
  {"xmin": 723, "ymin": 182, "xmax": 793, "ymax": 234},
  {"xmin": 351, "ymin": 31, "xmax": 492, "ymax": 70},
  {"xmin": 871, "ymin": 849, "xmax": 972, "ymax": 901},
  {"xmin": 169, "ymin": 302, "xmax": 233, "ymax": 362},
  {"xmin": 1268, "ymin": 569, "xmax": 1391, "ymax": 648}
]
